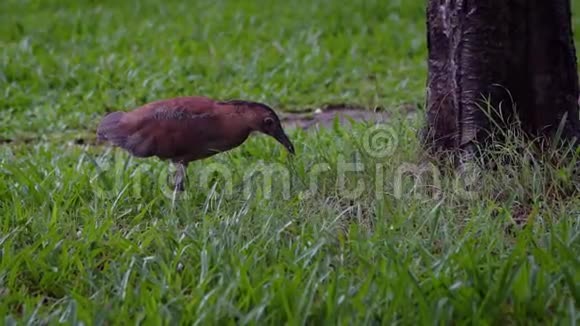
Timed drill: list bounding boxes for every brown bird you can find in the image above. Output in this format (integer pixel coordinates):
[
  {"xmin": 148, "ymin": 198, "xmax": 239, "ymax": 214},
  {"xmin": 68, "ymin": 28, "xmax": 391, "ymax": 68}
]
[{"xmin": 97, "ymin": 96, "xmax": 295, "ymax": 192}]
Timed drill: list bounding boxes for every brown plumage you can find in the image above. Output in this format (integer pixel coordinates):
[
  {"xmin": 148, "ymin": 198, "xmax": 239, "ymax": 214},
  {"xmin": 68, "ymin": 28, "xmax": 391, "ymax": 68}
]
[{"xmin": 97, "ymin": 96, "xmax": 295, "ymax": 191}]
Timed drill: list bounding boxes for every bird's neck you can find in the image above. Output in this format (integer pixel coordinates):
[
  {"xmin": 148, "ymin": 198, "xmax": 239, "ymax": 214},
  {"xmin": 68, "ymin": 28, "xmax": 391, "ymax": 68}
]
[
  {"xmin": 219, "ymin": 105, "xmax": 258, "ymax": 131},
  {"xmin": 213, "ymin": 105, "xmax": 254, "ymax": 138}
]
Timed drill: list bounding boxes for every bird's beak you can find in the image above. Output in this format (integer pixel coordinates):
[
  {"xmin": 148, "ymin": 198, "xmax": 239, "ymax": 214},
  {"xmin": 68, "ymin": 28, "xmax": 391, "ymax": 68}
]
[{"xmin": 272, "ymin": 128, "xmax": 295, "ymax": 155}]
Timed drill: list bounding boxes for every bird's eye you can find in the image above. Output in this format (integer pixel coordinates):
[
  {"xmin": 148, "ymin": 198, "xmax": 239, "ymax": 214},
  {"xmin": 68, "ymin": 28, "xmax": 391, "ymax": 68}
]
[{"xmin": 264, "ymin": 117, "xmax": 274, "ymax": 126}]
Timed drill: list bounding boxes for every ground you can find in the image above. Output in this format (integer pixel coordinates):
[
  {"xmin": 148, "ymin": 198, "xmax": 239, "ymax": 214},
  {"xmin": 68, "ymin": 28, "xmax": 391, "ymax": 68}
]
[{"xmin": 0, "ymin": 0, "xmax": 579, "ymax": 324}]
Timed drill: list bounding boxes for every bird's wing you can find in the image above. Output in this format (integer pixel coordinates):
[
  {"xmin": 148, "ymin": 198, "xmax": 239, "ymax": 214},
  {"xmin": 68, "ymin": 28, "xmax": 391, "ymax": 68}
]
[
  {"xmin": 113, "ymin": 97, "xmax": 224, "ymax": 159},
  {"xmin": 138, "ymin": 96, "xmax": 216, "ymax": 117}
]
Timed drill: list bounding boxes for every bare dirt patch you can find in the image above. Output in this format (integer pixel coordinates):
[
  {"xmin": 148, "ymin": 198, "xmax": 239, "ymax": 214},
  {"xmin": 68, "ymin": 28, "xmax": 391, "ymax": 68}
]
[{"xmin": 281, "ymin": 103, "xmax": 417, "ymax": 130}]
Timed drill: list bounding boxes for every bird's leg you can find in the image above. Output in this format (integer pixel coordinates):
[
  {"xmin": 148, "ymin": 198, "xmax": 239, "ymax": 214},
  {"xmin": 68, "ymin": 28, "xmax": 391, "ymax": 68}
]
[
  {"xmin": 171, "ymin": 162, "xmax": 187, "ymax": 209},
  {"xmin": 174, "ymin": 162, "xmax": 187, "ymax": 192}
]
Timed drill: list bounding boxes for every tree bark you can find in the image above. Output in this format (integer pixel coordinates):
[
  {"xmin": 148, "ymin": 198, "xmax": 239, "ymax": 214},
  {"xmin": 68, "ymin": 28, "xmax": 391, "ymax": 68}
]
[{"xmin": 423, "ymin": 0, "xmax": 580, "ymax": 158}]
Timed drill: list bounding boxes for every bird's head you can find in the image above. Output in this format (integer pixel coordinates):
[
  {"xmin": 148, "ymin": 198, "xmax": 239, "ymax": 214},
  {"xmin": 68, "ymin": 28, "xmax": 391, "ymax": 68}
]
[{"xmin": 223, "ymin": 100, "xmax": 295, "ymax": 155}]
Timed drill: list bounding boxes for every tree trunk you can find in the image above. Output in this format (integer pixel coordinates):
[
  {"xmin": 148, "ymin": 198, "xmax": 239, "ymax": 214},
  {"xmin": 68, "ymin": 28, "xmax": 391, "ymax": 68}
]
[{"xmin": 423, "ymin": 0, "xmax": 580, "ymax": 158}]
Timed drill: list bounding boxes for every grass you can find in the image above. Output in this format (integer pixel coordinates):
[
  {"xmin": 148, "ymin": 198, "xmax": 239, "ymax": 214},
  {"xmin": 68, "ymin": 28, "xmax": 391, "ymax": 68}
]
[
  {"xmin": 1, "ymin": 0, "xmax": 580, "ymax": 324},
  {"xmin": 0, "ymin": 0, "xmax": 426, "ymax": 141}
]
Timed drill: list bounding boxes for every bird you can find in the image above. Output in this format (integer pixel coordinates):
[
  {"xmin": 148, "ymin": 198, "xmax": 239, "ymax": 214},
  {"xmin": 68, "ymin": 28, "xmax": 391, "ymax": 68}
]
[{"xmin": 96, "ymin": 96, "xmax": 295, "ymax": 192}]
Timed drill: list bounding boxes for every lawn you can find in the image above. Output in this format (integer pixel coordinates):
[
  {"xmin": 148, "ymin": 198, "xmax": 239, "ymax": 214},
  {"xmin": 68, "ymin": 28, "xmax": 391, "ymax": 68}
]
[{"xmin": 1, "ymin": 0, "xmax": 579, "ymax": 324}]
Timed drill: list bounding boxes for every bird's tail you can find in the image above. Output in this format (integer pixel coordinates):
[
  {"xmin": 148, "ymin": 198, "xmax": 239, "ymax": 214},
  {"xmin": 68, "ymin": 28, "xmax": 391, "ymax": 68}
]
[{"xmin": 96, "ymin": 111, "xmax": 126, "ymax": 146}]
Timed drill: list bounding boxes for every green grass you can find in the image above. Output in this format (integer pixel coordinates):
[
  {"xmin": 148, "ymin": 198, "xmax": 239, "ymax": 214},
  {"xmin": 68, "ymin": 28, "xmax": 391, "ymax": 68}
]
[
  {"xmin": 1, "ymin": 0, "xmax": 580, "ymax": 324},
  {"xmin": 0, "ymin": 0, "xmax": 426, "ymax": 141}
]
